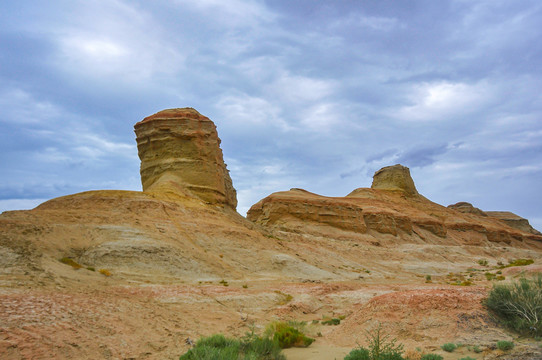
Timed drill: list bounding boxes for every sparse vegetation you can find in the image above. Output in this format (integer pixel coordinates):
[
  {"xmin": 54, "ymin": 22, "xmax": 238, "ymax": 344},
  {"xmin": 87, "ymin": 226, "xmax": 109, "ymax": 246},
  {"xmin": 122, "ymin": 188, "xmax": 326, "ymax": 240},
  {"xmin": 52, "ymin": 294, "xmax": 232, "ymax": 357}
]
[
  {"xmin": 420, "ymin": 355, "xmax": 443, "ymax": 360},
  {"xmin": 264, "ymin": 321, "xmax": 314, "ymax": 349},
  {"xmin": 242, "ymin": 284, "xmax": 248, "ymax": 289},
  {"xmin": 441, "ymin": 343, "xmax": 457, "ymax": 352},
  {"xmin": 486, "ymin": 274, "xmax": 542, "ymax": 336},
  {"xmin": 179, "ymin": 333, "xmax": 285, "ymax": 360},
  {"xmin": 506, "ymin": 259, "xmax": 534, "ymax": 267},
  {"xmin": 344, "ymin": 324, "xmax": 404, "ymax": 360},
  {"xmin": 425, "ymin": 275, "xmax": 432, "ymax": 283},
  {"xmin": 274, "ymin": 291, "xmax": 293, "ymax": 305},
  {"xmin": 496, "ymin": 340, "xmax": 514, "ymax": 351},
  {"xmin": 219, "ymin": 279, "xmax": 229, "ymax": 286},
  {"xmin": 322, "ymin": 318, "xmax": 341, "ymax": 325},
  {"xmin": 99, "ymin": 269, "xmax": 111, "ymax": 276},
  {"xmin": 86, "ymin": 266, "xmax": 95, "ymax": 271},
  {"xmin": 478, "ymin": 259, "xmax": 488, "ymax": 266},
  {"xmin": 467, "ymin": 345, "xmax": 482, "ymax": 353},
  {"xmin": 59, "ymin": 257, "xmax": 83, "ymax": 269},
  {"xmin": 459, "ymin": 357, "xmax": 476, "ymax": 360}
]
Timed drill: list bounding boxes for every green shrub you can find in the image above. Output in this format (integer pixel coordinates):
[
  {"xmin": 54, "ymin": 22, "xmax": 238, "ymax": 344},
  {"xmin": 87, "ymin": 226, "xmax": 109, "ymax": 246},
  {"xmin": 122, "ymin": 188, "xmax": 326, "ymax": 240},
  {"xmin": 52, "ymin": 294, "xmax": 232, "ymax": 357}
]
[
  {"xmin": 420, "ymin": 355, "xmax": 443, "ymax": 360},
  {"xmin": 59, "ymin": 257, "xmax": 82, "ymax": 269},
  {"xmin": 441, "ymin": 343, "xmax": 457, "ymax": 352},
  {"xmin": 344, "ymin": 348, "xmax": 370, "ymax": 360},
  {"xmin": 344, "ymin": 324, "xmax": 404, "ymax": 360},
  {"xmin": 459, "ymin": 357, "xmax": 476, "ymax": 360},
  {"xmin": 471, "ymin": 345, "xmax": 482, "ymax": 353},
  {"xmin": 322, "ymin": 318, "xmax": 341, "ymax": 325},
  {"xmin": 486, "ymin": 274, "xmax": 542, "ymax": 336},
  {"xmin": 496, "ymin": 340, "xmax": 514, "ymax": 351},
  {"xmin": 478, "ymin": 259, "xmax": 488, "ymax": 266},
  {"xmin": 508, "ymin": 259, "xmax": 534, "ymax": 267},
  {"xmin": 273, "ymin": 323, "xmax": 314, "ymax": 348},
  {"xmin": 179, "ymin": 334, "xmax": 285, "ymax": 360}
]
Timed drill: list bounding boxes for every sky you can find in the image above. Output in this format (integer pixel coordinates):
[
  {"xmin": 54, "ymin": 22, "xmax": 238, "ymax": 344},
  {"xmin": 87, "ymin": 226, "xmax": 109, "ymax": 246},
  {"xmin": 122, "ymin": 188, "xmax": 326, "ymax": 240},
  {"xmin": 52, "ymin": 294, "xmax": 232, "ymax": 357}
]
[{"xmin": 1, "ymin": 0, "xmax": 541, "ymax": 231}]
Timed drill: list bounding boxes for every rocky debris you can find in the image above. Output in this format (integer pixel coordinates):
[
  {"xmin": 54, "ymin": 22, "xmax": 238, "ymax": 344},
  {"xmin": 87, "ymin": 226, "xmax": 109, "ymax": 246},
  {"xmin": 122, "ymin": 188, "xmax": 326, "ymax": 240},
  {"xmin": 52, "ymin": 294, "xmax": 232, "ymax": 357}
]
[
  {"xmin": 486, "ymin": 211, "xmax": 542, "ymax": 235},
  {"xmin": 448, "ymin": 202, "xmax": 488, "ymax": 217},
  {"xmin": 134, "ymin": 108, "xmax": 237, "ymax": 209},
  {"xmin": 371, "ymin": 164, "xmax": 419, "ymax": 196}
]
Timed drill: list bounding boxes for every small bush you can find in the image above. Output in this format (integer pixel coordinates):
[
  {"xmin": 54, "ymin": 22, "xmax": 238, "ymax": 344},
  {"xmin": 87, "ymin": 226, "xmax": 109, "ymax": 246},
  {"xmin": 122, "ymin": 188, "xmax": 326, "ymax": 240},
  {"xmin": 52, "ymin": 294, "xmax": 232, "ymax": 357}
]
[
  {"xmin": 343, "ymin": 324, "xmax": 405, "ymax": 360},
  {"xmin": 486, "ymin": 274, "xmax": 542, "ymax": 336},
  {"xmin": 86, "ymin": 266, "xmax": 95, "ymax": 271},
  {"xmin": 219, "ymin": 279, "xmax": 229, "ymax": 286},
  {"xmin": 59, "ymin": 257, "xmax": 82, "ymax": 269},
  {"xmin": 344, "ymin": 347, "xmax": 370, "ymax": 360},
  {"xmin": 179, "ymin": 333, "xmax": 285, "ymax": 360},
  {"xmin": 264, "ymin": 322, "xmax": 314, "ymax": 349},
  {"xmin": 459, "ymin": 357, "xmax": 476, "ymax": 360},
  {"xmin": 98, "ymin": 269, "xmax": 111, "ymax": 276},
  {"xmin": 496, "ymin": 340, "xmax": 514, "ymax": 351},
  {"xmin": 478, "ymin": 259, "xmax": 488, "ymax": 266},
  {"xmin": 425, "ymin": 275, "xmax": 432, "ymax": 283},
  {"xmin": 471, "ymin": 345, "xmax": 482, "ymax": 353},
  {"xmin": 274, "ymin": 291, "xmax": 293, "ymax": 305},
  {"xmin": 322, "ymin": 318, "xmax": 341, "ymax": 325},
  {"xmin": 508, "ymin": 259, "xmax": 534, "ymax": 267},
  {"xmin": 420, "ymin": 355, "xmax": 443, "ymax": 360},
  {"xmin": 441, "ymin": 343, "xmax": 457, "ymax": 352}
]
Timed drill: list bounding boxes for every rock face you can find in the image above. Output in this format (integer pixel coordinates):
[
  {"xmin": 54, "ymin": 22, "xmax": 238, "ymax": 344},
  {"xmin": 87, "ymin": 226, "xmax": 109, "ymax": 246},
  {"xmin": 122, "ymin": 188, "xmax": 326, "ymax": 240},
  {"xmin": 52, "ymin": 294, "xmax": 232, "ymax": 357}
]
[
  {"xmin": 486, "ymin": 211, "xmax": 542, "ymax": 235},
  {"xmin": 134, "ymin": 108, "xmax": 237, "ymax": 209},
  {"xmin": 448, "ymin": 202, "xmax": 487, "ymax": 217},
  {"xmin": 371, "ymin": 164, "xmax": 418, "ymax": 196},
  {"xmin": 248, "ymin": 164, "xmax": 542, "ymax": 246}
]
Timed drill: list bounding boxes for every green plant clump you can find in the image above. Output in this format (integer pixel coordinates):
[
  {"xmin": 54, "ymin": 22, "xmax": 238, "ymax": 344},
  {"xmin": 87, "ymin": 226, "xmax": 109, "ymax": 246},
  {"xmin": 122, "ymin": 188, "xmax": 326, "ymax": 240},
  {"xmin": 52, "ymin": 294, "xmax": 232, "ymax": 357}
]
[
  {"xmin": 507, "ymin": 259, "xmax": 534, "ymax": 267},
  {"xmin": 441, "ymin": 343, "xmax": 457, "ymax": 352},
  {"xmin": 272, "ymin": 323, "xmax": 314, "ymax": 349},
  {"xmin": 322, "ymin": 318, "xmax": 341, "ymax": 325},
  {"xmin": 179, "ymin": 334, "xmax": 285, "ymax": 360},
  {"xmin": 486, "ymin": 274, "xmax": 542, "ymax": 336},
  {"xmin": 496, "ymin": 340, "xmax": 515, "ymax": 351},
  {"xmin": 459, "ymin": 357, "xmax": 476, "ymax": 360},
  {"xmin": 344, "ymin": 324, "xmax": 404, "ymax": 360},
  {"xmin": 420, "ymin": 355, "xmax": 443, "ymax": 360},
  {"xmin": 59, "ymin": 257, "xmax": 82, "ymax": 269}
]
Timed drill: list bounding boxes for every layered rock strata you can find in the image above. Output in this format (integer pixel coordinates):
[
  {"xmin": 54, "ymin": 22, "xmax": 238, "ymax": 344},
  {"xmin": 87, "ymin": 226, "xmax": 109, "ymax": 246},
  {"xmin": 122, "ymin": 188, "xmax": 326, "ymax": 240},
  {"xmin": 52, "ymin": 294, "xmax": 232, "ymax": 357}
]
[
  {"xmin": 134, "ymin": 108, "xmax": 237, "ymax": 209},
  {"xmin": 371, "ymin": 164, "xmax": 418, "ymax": 196},
  {"xmin": 248, "ymin": 165, "xmax": 542, "ymax": 245},
  {"xmin": 485, "ymin": 211, "xmax": 542, "ymax": 235}
]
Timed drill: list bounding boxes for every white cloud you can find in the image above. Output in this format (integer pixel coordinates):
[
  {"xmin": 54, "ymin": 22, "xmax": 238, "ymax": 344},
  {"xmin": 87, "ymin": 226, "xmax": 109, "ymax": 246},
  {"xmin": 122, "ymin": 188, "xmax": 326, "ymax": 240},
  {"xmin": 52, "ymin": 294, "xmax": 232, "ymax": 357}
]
[
  {"xmin": 393, "ymin": 80, "xmax": 492, "ymax": 121},
  {"xmin": 173, "ymin": 0, "xmax": 276, "ymax": 28},
  {"xmin": 0, "ymin": 88, "xmax": 61, "ymax": 124}
]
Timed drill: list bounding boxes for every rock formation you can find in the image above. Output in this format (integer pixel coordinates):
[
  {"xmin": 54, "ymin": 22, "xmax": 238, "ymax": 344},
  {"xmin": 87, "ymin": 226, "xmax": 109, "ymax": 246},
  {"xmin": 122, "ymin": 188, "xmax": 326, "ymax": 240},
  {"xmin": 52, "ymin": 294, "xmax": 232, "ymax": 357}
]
[
  {"xmin": 248, "ymin": 164, "xmax": 542, "ymax": 245},
  {"xmin": 371, "ymin": 164, "xmax": 418, "ymax": 196},
  {"xmin": 134, "ymin": 108, "xmax": 237, "ymax": 209},
  {"xmin": 448, "ymin": 202, "xmax": 487, "ymax": 217},
  {"xmin": 486, "ymin": 211, "xmax": 542, "ymax": 235}
]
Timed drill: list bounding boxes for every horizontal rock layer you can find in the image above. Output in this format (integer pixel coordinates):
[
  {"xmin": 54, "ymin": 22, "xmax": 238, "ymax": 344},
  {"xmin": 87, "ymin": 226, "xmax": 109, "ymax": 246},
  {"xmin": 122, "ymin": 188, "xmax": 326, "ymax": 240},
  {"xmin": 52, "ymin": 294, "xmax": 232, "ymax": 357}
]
[{"xmin": 134, "ymin": 108, "xmax": 237, "ymax": 209}]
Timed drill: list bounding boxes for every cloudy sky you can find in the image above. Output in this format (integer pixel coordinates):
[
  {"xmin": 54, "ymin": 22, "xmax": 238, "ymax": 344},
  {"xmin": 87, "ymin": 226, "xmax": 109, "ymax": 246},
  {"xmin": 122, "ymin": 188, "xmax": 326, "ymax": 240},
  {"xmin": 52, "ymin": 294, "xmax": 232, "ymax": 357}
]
[{"xmin": 1, "ymin": 0, "xmax": 541, "ymax": 231}]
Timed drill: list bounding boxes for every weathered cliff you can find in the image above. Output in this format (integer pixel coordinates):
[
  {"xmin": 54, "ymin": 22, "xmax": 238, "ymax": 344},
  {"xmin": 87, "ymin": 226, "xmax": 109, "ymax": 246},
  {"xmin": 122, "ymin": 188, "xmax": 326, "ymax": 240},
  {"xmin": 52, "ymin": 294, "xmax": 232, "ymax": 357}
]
[{"xmin": 134, "ymin": 108, "xmax": 237, "ymax": 209}]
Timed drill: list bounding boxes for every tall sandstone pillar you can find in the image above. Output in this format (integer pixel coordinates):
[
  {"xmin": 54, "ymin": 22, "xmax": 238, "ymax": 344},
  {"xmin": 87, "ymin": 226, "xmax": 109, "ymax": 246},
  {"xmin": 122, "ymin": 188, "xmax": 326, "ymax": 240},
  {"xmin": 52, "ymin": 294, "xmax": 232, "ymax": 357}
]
[{"xmin": 134, "ymin": 108, "xmax": 237, "ymax": 209}]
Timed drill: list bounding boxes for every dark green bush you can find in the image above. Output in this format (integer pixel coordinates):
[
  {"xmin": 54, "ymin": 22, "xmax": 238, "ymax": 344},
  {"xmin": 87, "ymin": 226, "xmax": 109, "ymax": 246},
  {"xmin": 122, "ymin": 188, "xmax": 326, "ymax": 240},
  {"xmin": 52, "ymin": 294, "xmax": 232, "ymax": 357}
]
[
  {"xmin": 486, "ymin": 274, "xmax": 542, "ymax": 336},
  {"xmin": 496, "ymin": 340, "xmax": 514, "ymax": 351},
  {"xmin": 420, "ymin": 355, "xmax": 443, "ymax": 360},
  {"xmin": 322, "ymin": 318, "xmax": 341, "ymax": 325},
  {"xmin": 440, "ymin": 343, "xmax": 457, "ymax": 352},
  {"xmin": 344, "ymin": 348, "xmax": 370, "ymax": 360}
]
